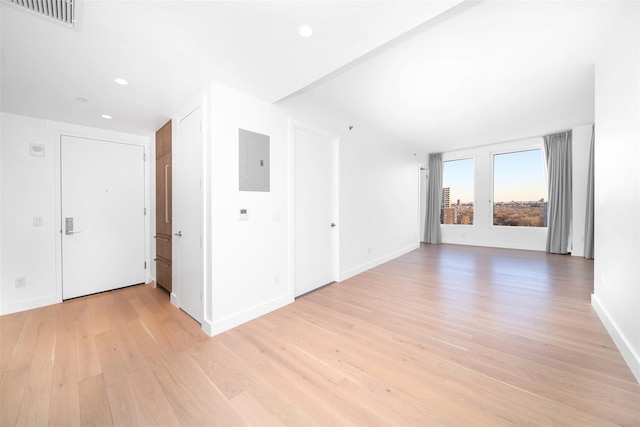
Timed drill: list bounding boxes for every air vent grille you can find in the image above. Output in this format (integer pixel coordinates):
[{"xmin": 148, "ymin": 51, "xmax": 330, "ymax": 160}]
[{"xmin": 4, "ymin": 0, "xmax": 75, "ymax": 26}]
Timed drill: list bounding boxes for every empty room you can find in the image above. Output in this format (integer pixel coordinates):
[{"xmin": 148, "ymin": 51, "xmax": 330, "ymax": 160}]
[{"xmin": 1, "ymin": 0, "xmax": 639, "ymax": 425}]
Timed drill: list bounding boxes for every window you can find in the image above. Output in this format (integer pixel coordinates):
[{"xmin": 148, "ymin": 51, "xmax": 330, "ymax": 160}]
[
  {"xmin": 441, "ymin": 158, "xmax": 474, "ymax": 225},
  {"xmin": 493, "ymin": 149, "xmax": 547, "ymax": 227}
]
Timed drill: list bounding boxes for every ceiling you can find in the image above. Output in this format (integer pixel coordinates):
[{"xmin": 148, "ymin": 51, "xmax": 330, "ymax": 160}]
[
  {"xmin": 0, "ymin": 0, "xmax": 462, "ymax": 134},
  {"xmin": 0, "ymin": 1, "xmax": 625, "ymax": 151},
  {"xmin": 300, "ymin": 0, "xmax": 623, "ymax": 152}
]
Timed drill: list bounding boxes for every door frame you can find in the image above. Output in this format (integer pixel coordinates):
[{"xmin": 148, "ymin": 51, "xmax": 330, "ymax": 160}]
[
  {"xmin": 54, "ymin": 130, "xmax": 151, "ymax": 303},
  {"xmin": 289, "ymin": 120, "xmax": 340, "ymax": 298},
  {"xmin": 170, "ymin": 95, "xmax": 208, "ymax": 330}
]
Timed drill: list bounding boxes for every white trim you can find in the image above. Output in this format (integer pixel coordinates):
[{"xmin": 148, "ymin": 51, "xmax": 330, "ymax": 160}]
[
  {"xmin": 289, "ymin": 120, "xmax": 341, "ymax": 297},
  {"xmin": 54, "ymin": 131, "xmax": 150, "ymax": 304},
  {"xmin": 331, "ymin": 135, "xmax": 341, "ymax": 283},
  {"xmin": 488, "ymin": 142, "xmax": 547, "ymax": 230},
  {"xmin": 172, "ymin": 94, "xmax": 207, "ymax": 328},
  {"xmin": 208, "ymin": 294, "xmax": 293, "ymax": 337},
  {"xmin": 592, "ymin": 294, "xmax": 640, "ymax": 383},
  {"xmin": 1, "ymin": 295, "xmax": 59, "ymax": 315},
  {"xmin": 201, "ymin": 89, "xmax": 213, "ymax": 333},
  {"xmin": 170, "ymin": 291, "xmax": 179, "ymax": 307},
  {"xmin": 286, "ymin": 119, "xmax": 296, "ymax": 301},
  {"xmin": 440, "ymin": 156, "xmax": 477, "ymax": 227},
  {"xmin": 340, "ymin": 243, "xmax": 420, "ymax": 282}
]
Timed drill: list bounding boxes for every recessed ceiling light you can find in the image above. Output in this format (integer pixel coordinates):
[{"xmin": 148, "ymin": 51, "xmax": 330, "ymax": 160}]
[
  {"xmin": 101, "ymin": 114, "xmax": 112, "ymax": 119},
  {"xmin": 299, "ymin": 25, "xmax": 313, "ymax": 38},
  {"xmin": 114, "ymin": 78, "xmax": 128, "ymax": 85},
  {"xmin": 75, "ymin": 97, "xmax": 88, "ymax": 103}
]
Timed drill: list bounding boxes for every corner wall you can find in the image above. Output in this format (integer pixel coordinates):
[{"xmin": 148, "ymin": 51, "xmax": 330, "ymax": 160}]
[
  {"xmin": 204, "ymin": 88, "xmax": 421, "ymax": 335},
  {"xmin": 278, "ymin": 94, "xmax": 421, "ymax": 281},
  {"xmin": 207, "ymin": 82, "xmax": 292, "ymax": 335},
  {"xmin": 592, "ymin": 2, "xmax": 640, "ymax": 382},
  {"xmin": 0, "ymin": 113, "xmax": 150, "ymax": 315}
]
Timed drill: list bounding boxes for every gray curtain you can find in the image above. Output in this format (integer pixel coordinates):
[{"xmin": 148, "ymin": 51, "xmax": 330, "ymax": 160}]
[
  {"xmin": 424, "ymin": 153, "xmax": 443, "ymax": 244},
  {"xmin": 544, "ymin": 131, "xmax": 572, "ymax": 254},
  {"xmin": 584, "ymin": 126, "xmax": 595, "ymax": 259}
]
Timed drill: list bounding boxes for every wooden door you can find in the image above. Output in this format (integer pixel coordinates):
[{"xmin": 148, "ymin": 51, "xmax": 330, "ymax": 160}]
[{"xmin": 155, "ymin": 120, "xmax": 172, "ymax": 292}]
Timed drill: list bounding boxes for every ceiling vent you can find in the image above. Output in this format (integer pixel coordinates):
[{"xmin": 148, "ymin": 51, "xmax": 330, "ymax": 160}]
[{"xmin": 3, "ymin": 0, "xmax": 76, "ymax": 27}]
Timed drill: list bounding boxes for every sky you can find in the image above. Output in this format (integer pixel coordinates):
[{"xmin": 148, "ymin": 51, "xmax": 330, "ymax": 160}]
[{"xmin": 442, "ymin": 149, "xmax": 547, "ymax": 203}]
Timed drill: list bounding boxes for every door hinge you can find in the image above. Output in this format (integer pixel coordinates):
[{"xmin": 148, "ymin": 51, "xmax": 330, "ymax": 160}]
[
  {"xmin": 144, "ymin": 261, "xmax": 147, "ymax": 269},
  {"xmin": 143, "ymin": 153, "xmax": 146, "ymax": 161},
  {"xmin": 144, "ymin": 207, "xmax": 147, "ymax": 215}
]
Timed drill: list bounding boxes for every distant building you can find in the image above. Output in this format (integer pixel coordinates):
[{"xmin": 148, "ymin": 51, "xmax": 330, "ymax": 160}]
[
  {"xmin": 440, "ymin": 188, "xmax": 451, "ymax": 223},
  {"xmin": 442, "ymin": 187, "xmax": 450, "ymax": 209},
  {"xmin": 442, "ymin": 208, "xmax": 456, "ymax": 224}
]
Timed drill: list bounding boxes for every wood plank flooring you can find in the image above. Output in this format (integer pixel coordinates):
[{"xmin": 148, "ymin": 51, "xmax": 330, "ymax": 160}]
[{"xmin": 1, "ymin": 244, "xmax": 639, "ymax": 426}]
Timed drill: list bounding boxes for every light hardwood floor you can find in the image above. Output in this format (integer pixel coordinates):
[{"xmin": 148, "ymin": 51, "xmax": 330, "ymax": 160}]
[{"xmin": 1, "ymin": 244, "xmax": 639, "ymax": 426}]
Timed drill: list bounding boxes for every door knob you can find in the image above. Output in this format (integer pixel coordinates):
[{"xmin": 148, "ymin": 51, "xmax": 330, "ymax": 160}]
[
  {"xmin": 174, "ymin": 231, "xmax": 182, "ymax": 237},
  {"xmin": 331, "ymin": 223, "xmax": 336, "ymax": 228},
  {"xmin": 65, "ymin": 217, "xmax": 82, "ymax": 235}
]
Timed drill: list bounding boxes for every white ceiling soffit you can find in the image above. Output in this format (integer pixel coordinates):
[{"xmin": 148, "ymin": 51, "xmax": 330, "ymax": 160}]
[
  {"xmin": 294, "ymin": 0, "xmax": 624, "ymax": 152},
  {"xmin": 2, "ymin": 0, "xmax": 76, "ymax": 26},
  {"xmin": 0, "ymin": 0, "xmax": 464, "ymax": 134}
]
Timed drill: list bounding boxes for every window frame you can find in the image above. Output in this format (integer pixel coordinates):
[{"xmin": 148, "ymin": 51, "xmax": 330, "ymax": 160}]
[
  {"xmin": 489, "ymin": 141, "xmax": 548, "ymax": 229},
  {"xmin": 440, "ymin": 154, "xmax": 476, "ymax": 227}
]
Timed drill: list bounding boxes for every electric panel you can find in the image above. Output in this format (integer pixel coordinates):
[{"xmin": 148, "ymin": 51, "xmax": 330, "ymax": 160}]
[{"xmin": 239, "ymin": 128, "xmax": 270, "ymax": 192}]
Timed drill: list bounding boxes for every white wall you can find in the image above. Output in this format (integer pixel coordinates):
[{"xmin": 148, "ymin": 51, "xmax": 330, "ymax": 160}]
[
  {"xmin": 206, "ymin": 82, "xmax": 292, "ymax": 335},
  {"xmin": 1, "ymin": 114, "xmax": 58, "ymax": 313},
  {"xmin": 592, "ymin": 2, "xmax": 640, "ymax": 382},
  {"xmin": 0, "ymin": 113, "xmax": 150, "ymax": 315},
  {"xmin": 278, "ymin": 94, "xmax": 421, "ymax": 280}
]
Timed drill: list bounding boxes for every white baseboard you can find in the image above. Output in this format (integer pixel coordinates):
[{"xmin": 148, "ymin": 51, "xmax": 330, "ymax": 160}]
[
  {"xmin": 339, "ymin": 243, "xmax": 420, "ymax": 282},
  {"xmin": 207, "ymin": 294, "xmax": 294, "ymax": 337},
  {"xmin": 1, "ymin": 295, "xmax": 60, "ymax": 316},
  {"xmin": 592, "ymin": 294, "xmax": 640, "ymax": 383},
  {"xmin": 170, "ymin": 292, "xmax": 178, "ymax": 307},
  {"xmin": 201, "ymin": 318, "xmax": 213, "ymax": 336}
]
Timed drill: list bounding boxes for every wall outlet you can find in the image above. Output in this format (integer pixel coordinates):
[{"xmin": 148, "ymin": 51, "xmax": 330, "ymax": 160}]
[
  {"xmin": 33, "ymin": 216, "xmax": 43, "ymax": 227},
  {"xmin": 367, "ymin": 247, "xmax": 372, "ymax": 255},
  {"xmin": 274, "ymin": 274, "xmax": 280, "ymax": 286},
  {"xmin": 15, "ymin": 277, "xmax": 26, "ymax": 288}
]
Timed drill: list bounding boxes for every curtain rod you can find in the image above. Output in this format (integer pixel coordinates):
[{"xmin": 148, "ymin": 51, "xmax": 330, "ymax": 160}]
[
  {"xmin": 433, "ymin": 125, "xmax": 590, "ymax": 155},
  {"xmin": 544, "ymin": 129, "xmax": 572, "ymax": 137}
]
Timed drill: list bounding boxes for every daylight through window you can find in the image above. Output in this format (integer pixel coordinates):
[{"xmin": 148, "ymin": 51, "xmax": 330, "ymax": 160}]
[
  {"xmin": 441, "ymin": 158, "xmax": 474, "ymax": 225},
  {"xmin": 493, "ymin": 149, "xmax": 547, "ymax": 227}
]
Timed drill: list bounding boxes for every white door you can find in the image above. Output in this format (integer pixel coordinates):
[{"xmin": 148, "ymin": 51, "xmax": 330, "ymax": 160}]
[
  {"xmin": 173, "ymin": 107, "xmax": 203, "ymax": 323},
  {"xmin": 61, "ymin": 136, "xmax": 145, "ymax": 300},
  {"xmin": 294, "ymin": 126, "xmax": 337, "ymax": 297}
]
